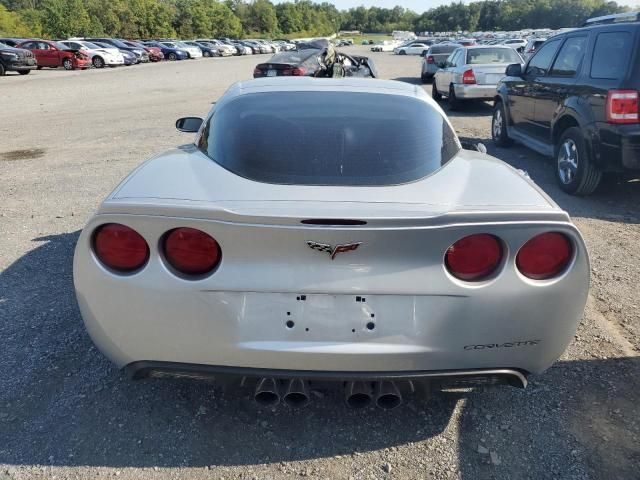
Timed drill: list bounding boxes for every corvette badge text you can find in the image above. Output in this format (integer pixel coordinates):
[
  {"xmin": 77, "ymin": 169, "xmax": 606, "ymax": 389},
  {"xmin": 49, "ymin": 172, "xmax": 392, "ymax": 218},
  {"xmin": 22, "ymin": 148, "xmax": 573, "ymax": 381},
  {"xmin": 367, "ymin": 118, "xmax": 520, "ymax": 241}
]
[
  {"xmin": 306, "ymin": 241, "xmax": 362, "ymax": 260},
  {"xmin": 464, "ymin": 340, "xmax": 541, "ymax": 350}
]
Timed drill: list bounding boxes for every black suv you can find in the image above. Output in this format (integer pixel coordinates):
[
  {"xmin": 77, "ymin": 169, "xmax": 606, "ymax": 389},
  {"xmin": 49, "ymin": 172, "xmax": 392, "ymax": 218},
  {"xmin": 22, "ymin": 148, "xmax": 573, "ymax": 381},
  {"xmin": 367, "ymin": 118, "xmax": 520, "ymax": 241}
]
[
  {"xmin": 0, "ymin": 41, "xmax": 37, "ymax": 76},
  {"xmin": 492, "ymin": 13, "xmax": 640, "ymax": 195}
]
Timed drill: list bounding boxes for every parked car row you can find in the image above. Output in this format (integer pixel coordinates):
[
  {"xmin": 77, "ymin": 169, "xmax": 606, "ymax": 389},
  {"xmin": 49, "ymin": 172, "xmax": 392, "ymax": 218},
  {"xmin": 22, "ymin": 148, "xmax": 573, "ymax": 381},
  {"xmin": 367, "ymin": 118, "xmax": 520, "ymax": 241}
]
[
  {"xmin": 423, "ymin": 12, "xmax": 640, "ymax": 196},
  {"xmin": 0, "ymin": 36, "xmax": 296, "ymax": 75}
]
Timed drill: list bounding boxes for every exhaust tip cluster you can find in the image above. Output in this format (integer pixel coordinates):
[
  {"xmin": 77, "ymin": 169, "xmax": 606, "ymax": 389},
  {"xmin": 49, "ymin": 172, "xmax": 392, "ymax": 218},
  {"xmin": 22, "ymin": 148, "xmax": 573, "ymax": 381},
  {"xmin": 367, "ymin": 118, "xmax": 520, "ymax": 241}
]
[{"xmin": 254, "ymin": 378, "xmax": 404, "ymax": 410}]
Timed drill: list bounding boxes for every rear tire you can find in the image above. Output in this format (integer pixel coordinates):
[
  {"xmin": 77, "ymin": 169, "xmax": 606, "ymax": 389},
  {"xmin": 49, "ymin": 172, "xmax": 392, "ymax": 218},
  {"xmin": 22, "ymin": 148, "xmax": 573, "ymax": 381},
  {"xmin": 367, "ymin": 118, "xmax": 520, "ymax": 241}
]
[
  {"xmin": 448, "ymin": 85, "xmax": 461, "ymax": 111},
  {"xmin": 491, "ymin": 101, "xmax": 513, "ymax": 147},
  {"xmin": 421, "ymin": 72, "xmax": 431, "ymax": 84},
  {"xmin": 0, "ymin": 63, "xmax": 5, "ymax": 76},
  {"xmin": 18, "ymin": 70, "xmax": 30, "ymax": 75},
  {"xmin": 555, "ymin": 127, "xmax": 602, "ymax": 195},
  {"xmin": 432, "ymin": 80, "xmax": 442, "ymax": 101}
]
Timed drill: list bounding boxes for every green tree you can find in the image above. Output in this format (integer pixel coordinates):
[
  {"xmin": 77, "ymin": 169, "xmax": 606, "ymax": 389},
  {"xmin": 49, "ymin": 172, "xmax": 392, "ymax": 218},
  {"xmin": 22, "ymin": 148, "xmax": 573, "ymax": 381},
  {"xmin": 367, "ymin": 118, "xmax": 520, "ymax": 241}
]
[{"xmin": 0, "ymin": 3, "xmax": 31, "ymax": 35}]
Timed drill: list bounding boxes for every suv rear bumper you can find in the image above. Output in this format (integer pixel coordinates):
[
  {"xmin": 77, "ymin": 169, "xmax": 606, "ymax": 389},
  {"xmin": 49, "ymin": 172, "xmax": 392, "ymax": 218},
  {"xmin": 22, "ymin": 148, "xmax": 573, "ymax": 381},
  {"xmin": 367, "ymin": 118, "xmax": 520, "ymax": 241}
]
[{"xmin": 595, "ymin": 122, "xmax": 640, "ymax": 171}]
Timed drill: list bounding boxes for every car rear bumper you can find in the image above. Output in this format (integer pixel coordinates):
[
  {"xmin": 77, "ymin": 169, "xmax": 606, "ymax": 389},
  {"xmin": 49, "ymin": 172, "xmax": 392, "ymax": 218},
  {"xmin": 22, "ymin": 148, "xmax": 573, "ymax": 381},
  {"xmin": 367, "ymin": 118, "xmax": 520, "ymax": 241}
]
[
  {"xmin": 125, "ymin": 361, "xmax": 528, "ymax": 388},
  {"xmin": 595, "ymin": 122, "xmax": 640, "ymax": 171},
  {"xmin": 453, "ymin": 83, "xmax": 497, "ymax": 99}
]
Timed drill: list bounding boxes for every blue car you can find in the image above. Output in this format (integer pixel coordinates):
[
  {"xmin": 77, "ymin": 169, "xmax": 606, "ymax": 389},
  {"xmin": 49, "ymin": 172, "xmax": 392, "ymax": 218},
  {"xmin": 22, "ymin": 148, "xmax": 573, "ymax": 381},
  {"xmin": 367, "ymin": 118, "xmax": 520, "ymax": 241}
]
[{"xmin": 143, "ymin": 41, "xmax": 188, "ymax": 61}]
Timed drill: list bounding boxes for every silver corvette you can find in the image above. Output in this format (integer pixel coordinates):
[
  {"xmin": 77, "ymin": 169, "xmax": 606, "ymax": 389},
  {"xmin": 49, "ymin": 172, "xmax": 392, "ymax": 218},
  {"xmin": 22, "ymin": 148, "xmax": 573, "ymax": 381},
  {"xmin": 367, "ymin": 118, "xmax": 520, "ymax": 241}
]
[{"xmin": 74, "ymin": 78, "xmax": 589, "ymax": 409}]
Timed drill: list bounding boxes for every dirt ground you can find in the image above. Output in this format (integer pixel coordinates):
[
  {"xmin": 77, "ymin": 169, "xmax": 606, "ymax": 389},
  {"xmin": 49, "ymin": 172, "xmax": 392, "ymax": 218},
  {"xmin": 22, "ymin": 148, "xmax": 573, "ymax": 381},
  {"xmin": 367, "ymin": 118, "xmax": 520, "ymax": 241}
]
[{"xmin": 1, "ymin": 46, "xmax": 638, "ymax": 480}]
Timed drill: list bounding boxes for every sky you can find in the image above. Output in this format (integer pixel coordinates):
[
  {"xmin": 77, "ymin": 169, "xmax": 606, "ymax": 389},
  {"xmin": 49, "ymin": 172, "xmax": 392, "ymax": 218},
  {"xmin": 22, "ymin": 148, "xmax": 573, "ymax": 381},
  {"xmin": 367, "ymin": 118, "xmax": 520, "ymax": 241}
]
[{"xmin": 273, "ymin": 0, "xmax": 640, "ymax": 14}]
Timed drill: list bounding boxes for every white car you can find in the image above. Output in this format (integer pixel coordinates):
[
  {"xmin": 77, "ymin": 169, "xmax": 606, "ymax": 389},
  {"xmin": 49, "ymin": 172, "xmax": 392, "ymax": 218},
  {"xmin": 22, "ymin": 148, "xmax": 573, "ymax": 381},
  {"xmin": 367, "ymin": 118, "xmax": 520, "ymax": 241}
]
[
  {"xmin": 60, "ymin": 40, "xmax": 124, "ymax": 68},
  {"xmin": 501, "ymin": 39, "xmax": 527, "ymax": 52},
  {"xmin": 196, "ymin": 39, "xmax": 234, "ymax": 56},
  {"xmin": 394, "ymin": 42, "xmax": 430, "ymax": 55},
  {"xmin": 175, "ymin": 41, "xmax": 202, "ymax": 59},
  {"xmin": 371, "ymin": 41, "xmax": 396, "ymax": 52},
  {"xmin": 74, "ymin": 77, "xmax": 589, "ymax": 410}
]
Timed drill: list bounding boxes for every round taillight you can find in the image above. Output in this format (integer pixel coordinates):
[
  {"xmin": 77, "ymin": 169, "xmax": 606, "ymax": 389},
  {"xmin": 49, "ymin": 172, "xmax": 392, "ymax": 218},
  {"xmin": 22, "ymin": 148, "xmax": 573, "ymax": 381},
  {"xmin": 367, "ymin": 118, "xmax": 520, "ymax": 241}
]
[
  {"xmin": 93, "ymin": 223, "xmax": 149, "ymax": 272},
  {"xmin": 445, "ymin": 234, "xmax": 503, "ymax": 281},
  {"xmin": 516, "ymin": 232, "xmax": 572, "ymax": 280},
  {"xmin": 163, "ymin": 227, "xmax": 221, "ymax": 276}
]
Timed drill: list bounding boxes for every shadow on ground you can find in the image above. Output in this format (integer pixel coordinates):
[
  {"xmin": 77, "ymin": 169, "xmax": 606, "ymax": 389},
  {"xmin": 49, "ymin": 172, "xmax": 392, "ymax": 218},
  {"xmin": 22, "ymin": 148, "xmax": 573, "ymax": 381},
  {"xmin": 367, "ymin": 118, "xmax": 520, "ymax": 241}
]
[{"xmin": 0, "ymin": 232, "xmax": 638, "ymax": 479}]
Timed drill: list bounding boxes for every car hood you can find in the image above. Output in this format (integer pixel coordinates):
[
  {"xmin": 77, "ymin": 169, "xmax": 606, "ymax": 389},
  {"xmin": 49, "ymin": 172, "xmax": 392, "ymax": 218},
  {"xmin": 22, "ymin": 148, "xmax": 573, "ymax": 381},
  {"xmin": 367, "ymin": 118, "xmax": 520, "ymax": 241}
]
[
  {"xmin": 104, "ymin": 145, "xmax": 565, "ymax": 223},
  {"xmin": 1, "ymin": 45, "xmax": 31, "ymax": 54}
]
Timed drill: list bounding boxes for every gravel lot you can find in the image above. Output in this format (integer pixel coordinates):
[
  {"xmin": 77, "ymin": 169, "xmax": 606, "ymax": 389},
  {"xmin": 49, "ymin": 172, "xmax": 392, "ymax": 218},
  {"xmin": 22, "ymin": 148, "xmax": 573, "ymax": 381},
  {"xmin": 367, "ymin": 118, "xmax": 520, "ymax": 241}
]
[{"xmin": 1, "ymin": 47, "xmax": 639, "ymax": 480}]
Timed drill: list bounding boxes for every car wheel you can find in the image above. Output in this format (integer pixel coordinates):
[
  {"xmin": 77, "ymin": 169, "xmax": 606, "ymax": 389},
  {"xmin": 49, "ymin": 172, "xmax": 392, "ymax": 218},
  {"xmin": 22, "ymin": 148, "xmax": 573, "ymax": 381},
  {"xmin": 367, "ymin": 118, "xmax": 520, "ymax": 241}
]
[
  {"xmin": 62, "ymin": 58, "xmax": 73, "ymax": 70},
  {"xmin": 36, "ymin": 66, "xmax": 43, "ymax": 70},
  {"xmin": 432, "ymin": 80, "xmax": 442, "ymax": 101},
  {"xmin": 168, "ymin": 52, "xmax": 177, "ymax": 61},
  {"xmin": 399, "ymin": 50, "xmax": 406, "ymax": 55},
  {"xmin": 555, "ymin": 127, "xmax": 602, "ymax": 195},
  {"xmin": 203, "ymin": 51, "xmax": 211, "ymax": 57},
  {"xmin": 0, "ymin": 63, "xmax": 5, "ymax": 76},
  {"xmin": 18, "ymin": 70, "xmax": 30, "ymax": 75},
  {"xmin": 421, "ymin": 72, "xmax": 431, "ymax": 84},
  {"xmin": 92, "ymin": 56, "xmax": 104, "ymax": 68},
  {"xmin": 448, "ymin": 85, "xmax": 461, "ymax": 111},
  {"xmin": 491, "ymin": 101, "xmax": 512, "ymax": 147},
  {"xmin": 422, "ymin": 50, "xmax": 428, "ymax": 56}
]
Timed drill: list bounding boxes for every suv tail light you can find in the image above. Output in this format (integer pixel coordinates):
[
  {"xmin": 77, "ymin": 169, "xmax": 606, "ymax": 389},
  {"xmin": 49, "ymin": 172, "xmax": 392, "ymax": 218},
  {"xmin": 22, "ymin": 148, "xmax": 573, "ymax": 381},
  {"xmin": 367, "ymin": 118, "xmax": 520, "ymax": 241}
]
[
  {"xmin": 93, "ymin": 223, "xmax": 149, "ymax": 272},
  {"xmin": 427, "ymin": 55, "xmax": 435, "ymax": 64},
  {"xmin": 516, "ymin": 232, "xmax": 572, "ymax": 280},
  {"xmin": 253, "ymin": 67, "xmax": 262, "ymax": 76},
  {"xmin": 283, "ymin": 67, "xmax": 305, "ymax": 76},
  {"xmin": 163, "ymin": 227, "xmax": 221, "ymax": 276},
  {"xmin": 445, "ymin": 234, "xmax": 503, "ymax": 281},
  {"xmin": 606, "ymin": 90, "xmax": 638, "ymax": 124},
  {"xmin": 462, "ymin": 69, "xmax": 476, "ymax": 84}
]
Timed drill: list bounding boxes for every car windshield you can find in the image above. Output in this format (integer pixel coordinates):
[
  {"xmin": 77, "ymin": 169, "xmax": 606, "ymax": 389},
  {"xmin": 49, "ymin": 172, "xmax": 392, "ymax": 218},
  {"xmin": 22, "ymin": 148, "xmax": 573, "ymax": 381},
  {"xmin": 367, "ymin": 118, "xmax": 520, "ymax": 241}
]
[
  {"xmin": 198, "ymin": 91, "xmax": 459, "ymax": 186},
  {"xmin": 81, "ymin": 42, "xmax": 101, "ymax": 49},
  {"xmin": 466, "ymin": 48, "xmax": 521, "ymax": 64},
  {"xmin": 162, "ymin": 42, "xmax": 177, "ymax": 48},
  {"xmin": 0, "ymin": 42, "xmax": 8, "ymax": 48},
  {"xmin": 53, "ymin": 41, "xmax": 70, "ymax": 50}
]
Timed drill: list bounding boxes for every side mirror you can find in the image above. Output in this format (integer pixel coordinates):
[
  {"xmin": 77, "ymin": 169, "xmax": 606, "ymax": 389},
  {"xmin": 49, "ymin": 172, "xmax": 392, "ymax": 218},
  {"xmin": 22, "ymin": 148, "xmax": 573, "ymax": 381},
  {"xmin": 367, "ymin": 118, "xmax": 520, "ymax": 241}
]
[
  {"xmin": 175, "ymin": 117, "xmax": 203, "ymax": 133},
  {"xmin": 505, "ymin": 63, "xmax": 523, "ymax": 77},
  {"xmin": 438, "ymin": 61, "xmax": 447, "ymax": 68}
]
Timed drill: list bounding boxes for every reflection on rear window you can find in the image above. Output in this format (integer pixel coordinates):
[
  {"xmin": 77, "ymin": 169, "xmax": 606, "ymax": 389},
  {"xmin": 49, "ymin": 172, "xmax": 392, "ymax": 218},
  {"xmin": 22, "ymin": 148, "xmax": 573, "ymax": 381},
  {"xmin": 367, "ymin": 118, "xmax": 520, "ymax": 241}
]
[
  {"xmin": 466, "ymin": 48, "xmax": 522, "ymax": 64},
  {"xmin": 591, "ymin": 32, "xmax": 631, "ymax": 80},
  {"xmin": 198, "ymin": 91, "xmax": 459, "ymax": 186}
]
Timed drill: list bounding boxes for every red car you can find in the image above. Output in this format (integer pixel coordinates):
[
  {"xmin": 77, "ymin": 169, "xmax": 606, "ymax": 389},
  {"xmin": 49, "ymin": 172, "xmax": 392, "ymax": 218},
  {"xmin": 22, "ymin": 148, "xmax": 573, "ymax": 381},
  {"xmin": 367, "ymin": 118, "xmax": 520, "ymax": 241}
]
[
  {"xmin": 125, "ymin": 40, "xmax": 164, "ymax": 62},
  {"xmin": 16, "ymin": 40, "xmax": 90, "ymax": 70}
]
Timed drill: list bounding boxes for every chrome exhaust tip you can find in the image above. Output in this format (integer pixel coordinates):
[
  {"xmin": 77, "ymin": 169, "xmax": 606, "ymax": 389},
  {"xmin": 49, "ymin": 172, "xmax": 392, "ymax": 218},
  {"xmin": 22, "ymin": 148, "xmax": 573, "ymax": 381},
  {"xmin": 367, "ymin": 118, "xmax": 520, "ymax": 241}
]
[
  {"xmin": 254, "ymin": 378, "xmax": 280, "ymax": 407},
  {"xmin": 282, "ymin": 379, "xmax": 310, "ymax": 408},
  {"xmin": 374, "ymin": 381, "xmax": 402, "ymax": 410},
  {"xmin": 345, "ymin": 381, "xmax": 373, "ymax": 409}
]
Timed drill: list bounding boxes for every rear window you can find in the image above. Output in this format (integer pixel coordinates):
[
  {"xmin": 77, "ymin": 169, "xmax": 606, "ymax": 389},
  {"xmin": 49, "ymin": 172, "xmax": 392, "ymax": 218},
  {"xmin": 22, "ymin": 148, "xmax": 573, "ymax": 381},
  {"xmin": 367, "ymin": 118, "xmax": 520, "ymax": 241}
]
[
  {"xmin": 590, "ymin": 31, "xmax": 632, "ymax": 80},
  {"xmin": 466, "ymin": 48, "xmax": 522, "ymax": 64},
  {"xmin": 198, "ymin": 91, "xmax": 459, "ymax": 186},
  {"xmin": 430, "ymin": 45, "xmax": 458, "ymax": 54}
]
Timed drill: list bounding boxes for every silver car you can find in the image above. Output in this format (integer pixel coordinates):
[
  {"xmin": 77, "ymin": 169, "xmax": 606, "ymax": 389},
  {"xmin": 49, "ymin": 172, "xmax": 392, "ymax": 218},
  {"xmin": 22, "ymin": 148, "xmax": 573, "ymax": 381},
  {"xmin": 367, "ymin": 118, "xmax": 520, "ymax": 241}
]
[
  {"xmin": 420, "ymin": 43, "xmax": 460, "ymax": 82},
  {"xmin": 74, "ymin": 78, "xmax": 588, "ymax": 409},
  {"xmin": 432, "ymin": 45, "xmax": 523, "ymax": 110}
]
